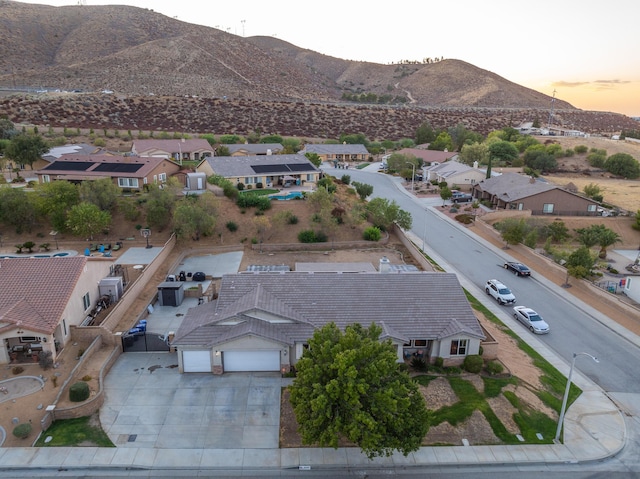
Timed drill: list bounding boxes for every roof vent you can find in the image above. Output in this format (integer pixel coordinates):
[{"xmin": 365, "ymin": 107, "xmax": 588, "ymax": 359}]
[{"xmin": 379, "ymin": 256, "xmax": 391, "ymax": 274}]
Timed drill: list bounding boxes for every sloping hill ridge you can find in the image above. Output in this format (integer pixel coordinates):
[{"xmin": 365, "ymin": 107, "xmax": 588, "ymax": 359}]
[{"xmin": 1, "ymin": 0, "xmax": 570, "ymax": 109}]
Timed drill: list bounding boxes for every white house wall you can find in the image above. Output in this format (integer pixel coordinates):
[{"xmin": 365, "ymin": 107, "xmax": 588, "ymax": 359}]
[{"xmin": 624, "ymin": 276, "xmax": 640, "ymax": 303}]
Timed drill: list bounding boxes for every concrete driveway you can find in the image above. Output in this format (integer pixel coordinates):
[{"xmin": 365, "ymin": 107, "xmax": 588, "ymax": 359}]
[{"xmin": 100, "ymin": 352, "xmax": 290, "ymax": 449}]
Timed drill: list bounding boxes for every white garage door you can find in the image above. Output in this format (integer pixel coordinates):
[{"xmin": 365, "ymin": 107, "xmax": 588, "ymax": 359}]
[
  {"xmin": 223, "ymin": 350, "xmax": 280, "ymax": 372},
  {"xmin": 182, "ymin": 350, "xmax": 212, "ymax": 373}
]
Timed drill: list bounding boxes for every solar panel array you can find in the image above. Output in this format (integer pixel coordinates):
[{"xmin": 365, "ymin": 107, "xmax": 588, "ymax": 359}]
[
  {"xmin": 44, "ymin": 161, "xmax": 95, "ymax": 171},
  {"xmin": 93, "ymin": 163, "xmax": 143, "ymax": 173},
  {"xmin": 251, "ymin": 163, "xmax": 313, "ymax": 174}
]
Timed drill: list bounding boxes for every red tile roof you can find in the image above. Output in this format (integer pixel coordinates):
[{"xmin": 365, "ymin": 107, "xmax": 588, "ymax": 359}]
[{"xmin": 0, "ymin": 257, "xmax": 87, "ymax": 334}]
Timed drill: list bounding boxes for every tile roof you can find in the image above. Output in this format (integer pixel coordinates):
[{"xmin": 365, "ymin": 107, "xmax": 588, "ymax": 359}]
[
  {"xmin": 133, "ymin": 139, "xmax": 213, "ymax": 154},
  {"xmin": 397, "ymin": 148, "xmax": 458, "ymax": 163},
  {"xmin": 227, "ymin": 144, "xmax": 284, "ymax": 155},
  {"xmin": 0, "ymin": 257, "xmax": 87, "ymax": 334},
  {"xmin": 199, "ymin": 154, "xmax": 318, "ymax": 177},
  {"xmin": 473, "ymin": 172, "xmax": 556, "ymax": 201},
  {"xmin": 173, "ymin": 272, "xmax": 484, "ymax": 347},
  {"xmin": 300, "ymin": 144, "xmax": 369, "ymax": 155}
]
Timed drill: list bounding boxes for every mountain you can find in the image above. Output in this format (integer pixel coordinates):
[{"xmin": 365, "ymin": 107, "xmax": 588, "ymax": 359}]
[
  {"xmin": 0, "ymin": 0, "xmax": 570, "ymax": 109},
  {"xmin": 1, "ymin": 1, "xmax": 637, "ymax": 137}
]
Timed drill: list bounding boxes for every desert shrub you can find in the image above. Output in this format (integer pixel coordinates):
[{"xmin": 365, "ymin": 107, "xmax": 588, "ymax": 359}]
[
  {"xmin": 69, "ymin": 381, "xmax": 90, "ymax": 402},
  {"xmin": 38, "ymin": 350, "xmax": 54, "ymax": 370},
  {"xmin": 410, "ymin": 356, "xmax": 428, "ymax": 372},
  {"xmin": 363, "ymin": 226, "xmax": 382, "ymax": 241},
  {"xmin": 463, "ymin": 354, "xmax": 483, "ymax": 373},
  {"xmin": 298, "ymin": 230, "xmax": 317, "ymax": 243},
  {"xmin": 314, "ymin": 231, "xmax": 328, "ymax": 242},
  {"xmin": 12, "ymin": 366, "xmax": 24, "ymax": 375},
  {"xmin": 52, "ymin": 376, "xmax": 58, "ymax": 387},
  {"xmin": 449, "ymin": 207, "xmax": 459, "ymax": 214},
  {"xmin": 236, "ymin": 194, "xmax": 271, "ymax": 211},
  {"xmin": 434, "ymin": 357, "xmax": 444, "ymax": 368},
  {"xmin": 226, "ymin": 221, "xmax": 238, "ymax": 232},
  {"xmin": 287, "ymin": 215, "xmax": 298, "ymax": 225},
  {"xmin": 524, "ymin": 229, "xmax": 538, "ymax": 249},
  {"xmin": 223, "ymin": 184, "xmax": 239, "ymax": 199},
  {"xmin": 574, "ymin": 145, "xmax": 588, "ymax": 154},
  {"xmin": 486, "ymin": 361, "xmax": 505, "ymax": 375},
  {"xmin": 13, "ymin": 423, "xmax": 32, "ymax": 439},
  {"xmin": 455, "ymin": 214, "xmax": 474, "ymax": 224},
  {"xmin": 82, "ymin": 375, "xmax": 93, "ymax": 382},
  {"xmin": 340, "ymin": 174, "xmax": 351, "ymax": 185}
]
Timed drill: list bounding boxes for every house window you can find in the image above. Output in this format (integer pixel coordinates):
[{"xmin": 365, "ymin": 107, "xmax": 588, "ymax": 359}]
[
  {"xmin": 82, "ymin": 292, "xmax": 90, "ymax": 311},
  {"xmin": 143, "ymin": 177, "xmax": 147, "ymax": 184},
  {"xmin": 542, "ymin": 203, "xmax": 554, "ymax": 214},
  {"xmin": 153, "ymin": 175, "xmax": 157, "ymax": 184},
  {"xmin": 450, "ymin": 339, "xmax": 468, "ymax": 356},
  {"xmin": 413, "ymin": 339, "xmax": 427, "ymax": 347},
  {"xmin": 42, "ymin": 175, "xmax": 50, "ymax": 183},
  {"xmin": 118, "ymin": 178, "xmax": 139, "ymax": 188},
  {"xmin": 587, "ymin": 204, "xmax": 596, "ymax": 212},
  {"xmin": 306, "ymin": 174, "xmax": 313, "ymax": 181}
]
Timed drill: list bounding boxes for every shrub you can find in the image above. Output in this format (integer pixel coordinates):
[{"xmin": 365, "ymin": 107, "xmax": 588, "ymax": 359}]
[
  {"xmin": 298, "ymin": 230, "xmax": 317, "ymax": 243},
  {"xmin": 363, "ymin": 226, "xmax": 382, "ymax": 241},
  {"xmin": 340, "ymin": 174, "xmax": 351, "ymax": 185},
  {"xmin": 69, "ymin": 381, "xmax": 90, "ymax": 402},
  {"xmin": 574, "ymin": 145, "xmax": 588, "ymax": 154},
  {"xmin": 486, "ymin": 361, "xmax": 504, "ymax": 375},
  {"xmin": 287, "ymin": 215, "xmax": 298, "ymax": 225},
  {"xmin": 13, "ymin": 423, "xmax": 32, "ymax": 439},
  {"xmin": 226, "ymin": 221, "xmax": 238, "ymax": 232},
  {"xmin": 12, "ymin": 366, "xmax": 24, "ymax": 375},
  {"xmin": 434, "ymin": 357, "xmax": 444, "ymax": 368},
  {"xmin": 236, "ymin": 182, "xmax": 245, "ymax": 191},
  {"xmin": 449, "ymin": 207, "xmax": 459, "ymax": 214},
  {"xmin": 256, "ymin": 182, "xmax": 263, "ymax": 189},
  {"xmin": 455, "ymin": 214, "xmax": 474, "ymax": 224},
  {"xmin": 524, "ymin": 230, "xmax": 538, "ymax": 249},
  {"xmin": 410, "ymin": 356, "xmax": 428, "ymax": 372},
  {"xmin": 82, "ymin": 375, "xmax": 93, "ymax": 382},
  {"xmin": 38, "ymin": 350, "xmax": 54, "ymax": 370},
  {"xmin": 315, "ymin": 231, "xmax": 328, "ymax": 242},
  {"xmin": 445, "ymin": 366, "xmax": 462, "ymax": 375},
  {"xmin": 463, "ymin": 354, "xmax": 483, "ymax": 373}
]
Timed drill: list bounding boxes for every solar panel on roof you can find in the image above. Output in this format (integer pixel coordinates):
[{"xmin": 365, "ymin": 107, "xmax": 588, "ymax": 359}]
[
  {"xmin": 44, "ymin": 161, "xmax": 95, "ymax": 171},
  {"xmin": 251, "ymin": 164, "xmax": 287, "ymax": 174},
  {"xmin": 93, "ymin": 163, "xmax": 143, "ymax": 173},
  {"xmin": 286, "ymin": 163, "xmax": 313, "ymax": 172}
]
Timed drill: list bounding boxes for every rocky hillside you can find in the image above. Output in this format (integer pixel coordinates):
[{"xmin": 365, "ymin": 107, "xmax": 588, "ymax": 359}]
[{"xmin": 1, "ymin": 0, "xmax": 570, "ymax": 109}]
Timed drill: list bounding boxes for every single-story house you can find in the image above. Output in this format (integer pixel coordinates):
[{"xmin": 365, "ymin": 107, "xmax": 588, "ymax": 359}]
[
  {"xmin": 226, "ymin": 143, "xmax": 284, "ymax": 156},
  {"xmin": 35, "ymin": 154, "xmax": 182, "ymax": 190},
  {"xmin": 132, "ymin": 139, "xmax": 215, "ymax": 162},
  {"xmin": 196, "ymin": 154, "xmax": 320, "ymax": 188},
  {"xmin": 623, "ymin": 275, "xmax": 640, "ymax": 304},
  {"xmin": 2, "ymin": 143, "xmax": 103, "ymax": 178},
  {"xmin": 299, "ymin": 143, "xmax": 369, "ymax": 164},
  {"xmin": 0, "ymin": 257, "xmax": 113, "ymax": 365},
  {"xmin": 396, "ymin": 148, "xmax": 458, "ymax": 165},
  {"xmin": 171, "ymin": 272, "xmax": 485, "ymax": 374},
  {"xmin": 472, "ymin": 172, "xmax": 599, "ymax": 216},
  {"xmin": 424, "ymin": 160, "xmax": 486, "ymax": 188}
]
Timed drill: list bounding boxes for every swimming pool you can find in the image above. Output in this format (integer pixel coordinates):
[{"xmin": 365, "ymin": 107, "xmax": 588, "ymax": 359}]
[
  {"xmin": 0, "ymin": 251, "xmax": 75, "ymax": 259},
  {"xmin": 268, "ymin": 191, "xmax": 304, "ymax": 201}
]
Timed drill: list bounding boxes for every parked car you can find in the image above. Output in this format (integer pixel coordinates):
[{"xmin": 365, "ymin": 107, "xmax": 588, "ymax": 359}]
[
  {"xmin": 513, "ymin": 306, "xmax": 549, "ymax": 334},
  {"xmin": 504, "ymin": 261, "xmax": 531, "ymax": 276},
  {"xmin": 485, "ymin": 279, "xmax": 516, "ymax": 305},
  {"xmin": 451, "ymin": 191, "xmax": 473, "ymax": 203}
]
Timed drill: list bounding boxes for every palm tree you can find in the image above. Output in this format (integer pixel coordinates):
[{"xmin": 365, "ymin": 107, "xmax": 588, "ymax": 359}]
[{"xmin": 597, "ymin": 228, "xmax": 621, "ymax": 259}]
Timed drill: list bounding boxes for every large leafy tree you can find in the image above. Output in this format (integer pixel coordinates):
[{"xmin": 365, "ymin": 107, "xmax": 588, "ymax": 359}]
[
  {"xmin": 0, "ymin": 186, "xmax": 36, "ymax": 233},
  {"xmin": 365, "ymin": 197, "xmax": 412, "ymax": 231},
  {"xmin": 304, "ymin": 152, "xmax": 322, "ymax": 168},
  {"xmin": 605, "ymin": 153, "xmax": 640, "ymax": 179},
  {"xmin": 79, "ymin": 178, "xmax": 121, "ymax": 211},
  {"xmin": 564, "ymin": 246, "xmax": 595, "ymax": 286},
  {"xmin": 459, "ymin": 142, "xmax": 489, "ymax": 166},
  {"xmin": 66, "ymin": 202, "xmax": 111, "ymax": 239},
  {"xmin": 428, "ymin": 131, "xmax": 453, "ymax": 151},
  {"xmin": 489, "ymin": 141, "xmax": 520, "ymax": 165},
  {"xmin": 352, "ymin": 181, "xmax": 373, "ymax": 200},
  {"xmin": 415, "ymin": 121, "xmax": 437, "ymax": 145},
  {"xmin": 596, "ymin": 227, "xmax": 621, "ymax": 259},
  {"xmin": 5, "ymin": 133, "xmax": 50, "ymax": 169},
  {"xmin": 145, "ymin": 179, "xmax": 181, "ymax": 231},
  {"xmin": 498, "ymin": 218, "xmax": 527, "ymax": 247},
  {"xmin": 34, "ymin": 181, "xmax": 80, "ymax": 232},
  {"xmin": 172, "ymin": 193, "xmax": 217, "ymax": 240},
  {"xmin": 289, "ymin": 323, "xmax": 429, "ymax": 458}
]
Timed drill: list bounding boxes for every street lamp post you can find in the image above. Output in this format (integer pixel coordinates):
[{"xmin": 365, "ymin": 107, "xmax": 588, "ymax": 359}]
[
  {"xmin": 554, "ymin": 352, "xmax": 599, "ymax": 443},
  {"xmin": 406, "ymin": 162, "xmax": 415, "ymax": 193}
]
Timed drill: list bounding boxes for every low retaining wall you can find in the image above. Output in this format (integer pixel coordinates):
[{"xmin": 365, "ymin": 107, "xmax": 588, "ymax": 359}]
[
  {"xmin": 392, "ymin": 225, "xmax": 435, "ymax": 272},
  {"xmin": 253, "ymin": 235, "xmax": 389, "ymax": 252}
]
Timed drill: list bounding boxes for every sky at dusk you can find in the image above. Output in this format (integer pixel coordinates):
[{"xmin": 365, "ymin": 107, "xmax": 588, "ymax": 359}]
[{"xmin": 16, "ymin": 0, "xmax": 640, "ymax": 117}]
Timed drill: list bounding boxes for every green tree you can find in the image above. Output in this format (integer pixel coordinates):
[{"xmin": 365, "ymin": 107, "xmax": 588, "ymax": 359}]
[
  {"xmin": 218, "ymin": 134, "xmax": 243, "ymax": 144},
  {"xmin": 439, "ymin": 186, "xmax": 452, "ymax": 206},
  {"xmin": 448, "ymin": 123, "xmax": 483, "ymax": 151},
  {"xmin": 282, "ymin": 137, "xmax": 302, "ymax": 153},
  {"xmin": 583, "ymin": 183, "xmax": 602, "ymax": 201},
  {"xmin": 304, "ymin": 152, "xmax": 322, "ymax": 168},
  {"xmin": 564, "ymin": 246, "xmax": 595, "ymax": 286},
  {"xmin": 489, "ymin": 141, "xmax": 520, "ymax": 165},
  {"xmin": 587, "ymin": 151, "xmax": 606, "ymax": 168},
  {"xmin": 386, "ymin": 153, "xmax": 413, "ymax": 174},
  {"xmin": 172, "ymin": 193, "xmax": 217, "ymax": 240},
  {"xmin": 259, "ymin": 134, "xmax": 283, "ymax": 144},
  {"xmin": 545, "ymin": 220, "xmax": 570, "ymax": 243},
  {"xmin": 289, "ymin": 322, "xmax": 429, "ymax": 458},
  {"xmin": 5, "ymin": 133, "xmax": 50, "ymax": 169},
  {"xmin": 0, "ymin": 118, "xmax": 17, "ymax": 139},
  {"xmin": 145, "ymin": 180, "xmax": 181, "ymax": 231},
  {"xmin": 459, "ymin": 142, "xmax": 489, "ymax": 166},
  {"xmin": 340, "ymin": 133, "xmax": 369, "ymax": 146},
  {"xmin": 0, "ymin": 186, "xmax": 36, "ymax": 233},
  {"xmin": 633, "ymin": 210, "xmax": 640, "ymax": 231},
  {"xmin": 365, "ymin": 197, "xmax": 412, "ymax": 231},
  {"xmin": 574, "ymin": 224, "xmax": 605, "ymax": 249},
  {"xmin": 34, "ymin": 181, "xmax": 80, "ymax": 232},
  {"xmin": 414, "ymin": 121, "xmax": 436, "ymax": 145},
  {"xmin": 307, "ymin": 186, "xmax": 333, "ymax": 212},
  {"xmin": 215, "ymin": 145, "xmax": 231, "ymax": 156},
  {"xmin": 66, "ymin": 202, "xmax": 111, "ymax": 239},
  {"xmin": 79, "ymin": 178, "xmax": 121, "ymax": 211},
  {"xmin": 605, "ymin": 153, "xmax": 640, "ymax": 179},
  {"xmin": 499, "ymin": 218, "xmax": 527, "ymax": 247},
  {"xmin": 352, "ymin": 181, "xmax": 374, "ymax": 200},
  {"xmin": 428, "ymin": 131, "xmax": 453, "ymax": 151},
  {"xmin": 597, "ymin": 227, "xmax": 621, "ymax": 259}
]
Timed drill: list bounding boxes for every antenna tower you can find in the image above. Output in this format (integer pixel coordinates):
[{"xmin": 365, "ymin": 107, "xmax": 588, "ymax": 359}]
[{"xmin": 547, "ymin": 89, "xmax": 557, "ymax": 130}]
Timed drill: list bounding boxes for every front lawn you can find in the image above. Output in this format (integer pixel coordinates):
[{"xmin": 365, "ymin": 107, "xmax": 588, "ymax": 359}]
[{"xmin": 35, "ymin": 414, "xmax": 115, "ymax": 447}]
